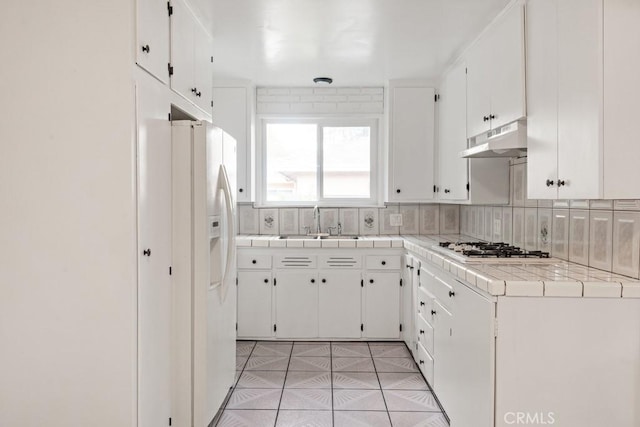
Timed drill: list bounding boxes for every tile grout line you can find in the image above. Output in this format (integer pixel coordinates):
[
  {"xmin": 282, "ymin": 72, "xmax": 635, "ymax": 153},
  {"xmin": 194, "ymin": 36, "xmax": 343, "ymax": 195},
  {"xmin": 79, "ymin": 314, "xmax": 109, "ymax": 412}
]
[
  {"xmin": 330, "ymin": 342, "xmax": 335, "ymax": 426},
  {"xmin": 273, "ymin": 341, "xmax": 294, "ymax": 427},
  {"xmin": 217, "ymin": 341, "xmax": 257, "ymax": 426},
  {"xmin": 368, "ymin": 342, "xmax": 394, "ymax": 427}
]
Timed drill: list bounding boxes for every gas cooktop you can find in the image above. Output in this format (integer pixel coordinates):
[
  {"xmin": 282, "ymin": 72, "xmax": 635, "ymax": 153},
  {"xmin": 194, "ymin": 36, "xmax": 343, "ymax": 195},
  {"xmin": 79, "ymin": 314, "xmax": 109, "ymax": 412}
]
[{"xmin": 431, "ymin": 241, "xmax": 556, "ymax": 264}]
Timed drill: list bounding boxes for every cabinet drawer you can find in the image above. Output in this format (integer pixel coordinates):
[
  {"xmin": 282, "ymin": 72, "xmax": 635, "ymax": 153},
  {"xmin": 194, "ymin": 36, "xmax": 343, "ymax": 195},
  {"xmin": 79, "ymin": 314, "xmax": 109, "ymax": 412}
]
[
  {"xmin": 366, "ymin": 255, "xmax": 401, "ymax": 270},
  {"xmin": 416, "ymin": 313, "xmax": 434, "ymax": 356},
  {"xmin": 417, "ymin": 342, "xmax": 434, "ymax": 386},
  {"xmin": 238, "ymin": 253, "xmax": 272, "ymax": 269},
  {"xmin": 425, "ymin": 274, "xmax": 456, "ymax": 312},
  {"xmin": 417, "ymin": 287, "xmax": 435, "ymax": 325}
]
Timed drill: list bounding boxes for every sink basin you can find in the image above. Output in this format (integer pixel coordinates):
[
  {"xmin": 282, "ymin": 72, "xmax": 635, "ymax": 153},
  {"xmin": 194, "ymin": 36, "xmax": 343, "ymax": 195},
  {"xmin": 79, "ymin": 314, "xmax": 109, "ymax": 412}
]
[
  {"xmin": 278, "ymin": 234, "xmax": 360, "ymax": 240},
  {"xmin": 320, "ymin": 235, "xmax": 359, "ymax": 240},
  {"xmin": 278, "ymin": 235, "xmax": 319, "ymax": 240}
]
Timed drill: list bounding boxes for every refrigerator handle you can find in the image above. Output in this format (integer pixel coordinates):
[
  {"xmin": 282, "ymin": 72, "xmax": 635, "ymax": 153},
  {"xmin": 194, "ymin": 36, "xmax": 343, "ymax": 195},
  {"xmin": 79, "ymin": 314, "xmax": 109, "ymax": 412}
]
[{"xmin": 218, "ymin": 164, "xmax": 235, "ymax": 298}]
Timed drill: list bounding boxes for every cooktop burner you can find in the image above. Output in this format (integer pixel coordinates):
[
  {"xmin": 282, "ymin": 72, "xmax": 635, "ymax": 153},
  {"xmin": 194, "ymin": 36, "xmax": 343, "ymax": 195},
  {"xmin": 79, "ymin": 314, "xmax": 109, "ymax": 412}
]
[{"xmin": 437, "ymin": 241, "xmax": 550, "ymax": 259}]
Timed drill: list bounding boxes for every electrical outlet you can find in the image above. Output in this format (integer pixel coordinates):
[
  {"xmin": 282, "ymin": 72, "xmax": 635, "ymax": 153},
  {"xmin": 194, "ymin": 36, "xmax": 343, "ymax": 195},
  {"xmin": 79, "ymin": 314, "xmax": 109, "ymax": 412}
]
[{"xmin": 390, "ymin": 214, "xmax": 403, "ymax": 227}]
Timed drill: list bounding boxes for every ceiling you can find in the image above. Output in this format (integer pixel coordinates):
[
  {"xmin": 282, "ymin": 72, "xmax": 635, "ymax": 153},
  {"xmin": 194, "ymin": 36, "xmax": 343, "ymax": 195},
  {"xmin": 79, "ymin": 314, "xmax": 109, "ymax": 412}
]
[{"xmin": 210, "ymin": 0, "xmax": 512, "ymax": 86}]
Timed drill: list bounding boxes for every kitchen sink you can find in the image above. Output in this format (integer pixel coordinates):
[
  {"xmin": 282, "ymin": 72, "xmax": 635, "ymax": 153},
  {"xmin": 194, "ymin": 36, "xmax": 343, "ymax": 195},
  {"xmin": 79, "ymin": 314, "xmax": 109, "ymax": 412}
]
[
  {"xmin": 320, "ymin": 235, "xmax": 359, "ymax": 240},
  {"xmin": 278, "ymin": 234, "xmax": 360, "ymax": 240}
]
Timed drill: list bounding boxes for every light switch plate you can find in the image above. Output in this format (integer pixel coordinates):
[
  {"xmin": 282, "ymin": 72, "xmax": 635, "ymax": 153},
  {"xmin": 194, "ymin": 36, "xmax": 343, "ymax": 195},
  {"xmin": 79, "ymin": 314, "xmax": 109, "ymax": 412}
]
[{"xmin": 390, "ymin": 214, "xmax": 403, "ymax": 227}]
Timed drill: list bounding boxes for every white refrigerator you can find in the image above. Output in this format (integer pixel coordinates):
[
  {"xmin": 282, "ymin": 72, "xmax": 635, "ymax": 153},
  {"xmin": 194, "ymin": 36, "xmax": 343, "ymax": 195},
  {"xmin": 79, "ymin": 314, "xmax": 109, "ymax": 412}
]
[{"xmin": 172, "ymin": 120, "xmax": 237, "ymax": 427}]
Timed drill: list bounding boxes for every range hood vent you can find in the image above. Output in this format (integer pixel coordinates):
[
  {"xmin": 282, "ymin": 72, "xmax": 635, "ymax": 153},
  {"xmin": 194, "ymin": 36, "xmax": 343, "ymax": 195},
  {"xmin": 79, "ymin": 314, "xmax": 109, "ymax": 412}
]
[{"xmin": 460, "ymin": 120, "xmax": 527, "ymax": 158}]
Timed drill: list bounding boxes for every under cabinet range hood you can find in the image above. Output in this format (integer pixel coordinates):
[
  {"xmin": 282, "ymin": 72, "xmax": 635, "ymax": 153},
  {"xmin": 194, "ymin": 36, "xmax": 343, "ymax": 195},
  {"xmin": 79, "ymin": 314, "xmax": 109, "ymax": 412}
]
[{"xmin": 460, "ymin": 120, "xmax": 527, "ymax": 158}]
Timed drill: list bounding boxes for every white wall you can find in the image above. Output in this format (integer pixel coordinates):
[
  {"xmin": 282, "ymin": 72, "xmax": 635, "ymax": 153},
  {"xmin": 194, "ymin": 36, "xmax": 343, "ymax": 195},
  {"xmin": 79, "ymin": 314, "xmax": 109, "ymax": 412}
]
[{"xmin": 0, "ymin": 1, "xmax": 138, "ymax": 426}]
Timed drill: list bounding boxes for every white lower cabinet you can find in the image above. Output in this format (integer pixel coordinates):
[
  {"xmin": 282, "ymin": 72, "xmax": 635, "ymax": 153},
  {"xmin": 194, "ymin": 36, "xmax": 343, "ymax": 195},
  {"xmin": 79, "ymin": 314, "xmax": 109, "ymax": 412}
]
[
  {"xmin": 275, "ymin": 271, "xmax": 318, "ymax": 338},
  {"xmin": 363, "ymin": 272, "xmax": 401, "ymax": 339},
  {"xmin": 237, "ymin": 271, "xmax": 273, "ymax": 338},
  {"xmin": 318, "ymin": 270, "xmax": 362, "ymax": 338}
]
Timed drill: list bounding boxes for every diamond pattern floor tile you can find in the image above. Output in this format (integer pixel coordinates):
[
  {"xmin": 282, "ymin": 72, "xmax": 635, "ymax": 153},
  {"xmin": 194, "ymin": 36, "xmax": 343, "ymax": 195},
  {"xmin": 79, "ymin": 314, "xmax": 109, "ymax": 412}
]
[
  {"xmin": 236, "ymin": 370, "xmax": 287, "ymax": 389},
  {"xmin": 236, "ymin": 341, "xmax": 256, "ymax": 357},
  {"xmin": 388, "ymin": 411, "xmax": 449, "ymax": 427},
  {"xmin": 383, "ymin": 390, "xmax": 441, "ymax": 412},
  {"xmin": 332, "ymin": 357, "xmax": 375, "ymax": 372},
  {"xmin": 284, "ymin": 371, "xmax": 332, "ymax": 389},
  {"xmin": 252, "ymin": 343, "xmax": 293, "ymax": 357},
  {"xmin": 216, "ymin": 409, "xmax": 277, "ymax": 427},
  {"xmin": 333, "ymin": 389, "xmax": 387, "ymax": 411},
  {"xmin": 332, "ymin": 372, "xmax": 380, "ymax": 389},
  {"xmin": 236, "ymin": 356, "xmax": 248, "ymax": 371},
  {"xmin": 288, "ymin": 356, "xmax": 331, "ymax": 371},
  {"xmin": 370, "ymin": 345, "xmax": 412, "ymax": 358},
  {"xmin": 226, "ymin": 388, "xmax": 282, "ymax": 410},
  {"xmin": 245, "ymin": 356, "xmax": 290, "ymax": 371},
  {"xmin": 292, "ymin": 343, "xmax": 331, "ymax": 357},
  {"xmin": 334, "ymin": 411, "xmax": 392, "ymax": 427},
  {"xmin": 275, "ymin": 410, "xmax": 332, "ymax": 427},
  {"xmin": 279, "ymin": 389, "xmax": 332, "ymax": 410},
  {"xmin": 378, "ymin": 373, "xmax": 429, "ymax": 390},
  {"xmin": 331, "ymin": 343, "xmax": 371, "ymax": 357},
  {"xmin": 373, "ymin": 357, "xmax": 419, "ymax": 373}
]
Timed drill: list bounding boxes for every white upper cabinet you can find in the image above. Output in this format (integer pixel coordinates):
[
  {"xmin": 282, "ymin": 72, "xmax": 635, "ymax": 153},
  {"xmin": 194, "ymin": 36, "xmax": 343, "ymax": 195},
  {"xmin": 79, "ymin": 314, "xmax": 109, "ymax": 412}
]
[
  {"xmin": 171, "ymin": 0, "xmax": 213, "ymax": 112},
  {"xmin": 212, "ymin": 84, "xmax": 255, "ymax": 202},
  {"xmin": 388, "ymin": 83, "xmax": 436, "ymax": 202},
  {"xmin": 136, "ymin": 0, "xmax": 171, "ymax": 83},
  {"xmin": 437, "ymin": 61, "xmax": 468, "ymax": 201},
  {"xmin": 466, "ymin": 2, "xmax": 526, "ymax": 138}
]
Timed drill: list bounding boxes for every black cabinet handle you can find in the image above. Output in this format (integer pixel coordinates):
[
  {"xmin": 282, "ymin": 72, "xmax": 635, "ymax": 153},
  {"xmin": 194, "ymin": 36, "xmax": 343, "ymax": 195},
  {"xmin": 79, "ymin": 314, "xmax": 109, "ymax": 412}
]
[
  {"xmin": 191, "ymin": 87, "xmax": 198, "ymax": 94},
  {"xmin": 419, "ymin": 360, "xmax": 424, "ymax": 365},
  {"xmin": 419, "ymin": 329, "xmax": 425, "ymax": 335},
  {"xmin": 252, "ymin": 259, "xmax": 257, "ymax": 264},
  {"xmin": 431, "ymin": 310, "xmax": 436, "ymax": 316},
  {"xmin": 141, "ymin": 44, "xmax": 150, "ymax": 53},
  {"xmin": 196, "ymin": 91, "xmax": 202, "ymax": 97},
  {"xmin": 369, "ymin": 279, "xmax": 374, "ymax": 284},
  {"xmin": 490, "ymin": 114, "xmax": 496, "ymax": 120},
  {"xmin": 381, "ymin": 261, "xmax": 386, "ymax": 266},
  {"xmin": 557, "ymin": 180, "xmax": 566, "ymax": 187},
  {"xmin": 483, "ymin": 116, "xmax": 489, "ymax": 122},
  {"xmin": 143, "ymin": 248, "xmax": 151, "ymax": 256},
  {"xmin": 420, "ymin": 301, "xmax": 425, "ymax": 306},
  {"xmin": 444, "ymin": 189, "xmax": 450, "ymax": 194},
  {"xmin": 322, "ymin": 279, "xmax": 326, "ymax": 283},
  {"xmin": 311, "ymin": 279, "xmax": 315, "ymax": 283},
  {"xmin": 396, "ymin": 189, "xmax": 401, "ymax": 194},
  {"xmin": 264, "ymin": 279, "xmax": 269, "ymax": 283},
  {"xmin": 239, "ymin": 188, "xmax": 244, "ymax": 193},
  {"xmin": 546, "ymin": 179, "xmax": 555, "ymax": 187},
  {"xmin": 449, "ymin": 290, "xmax": 455, "ymax": 297}
]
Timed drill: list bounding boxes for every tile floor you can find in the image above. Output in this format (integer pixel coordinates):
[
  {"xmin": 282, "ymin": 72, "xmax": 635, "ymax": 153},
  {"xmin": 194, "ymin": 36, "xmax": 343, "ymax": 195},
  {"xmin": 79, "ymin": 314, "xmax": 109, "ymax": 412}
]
[{"xmin": 215, "ymin": 341, "xmax": 449, "ymax": 427}]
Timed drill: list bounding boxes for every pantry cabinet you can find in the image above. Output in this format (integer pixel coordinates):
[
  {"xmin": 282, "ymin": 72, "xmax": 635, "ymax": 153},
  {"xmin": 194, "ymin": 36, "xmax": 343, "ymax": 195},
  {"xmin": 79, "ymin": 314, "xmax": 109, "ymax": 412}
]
[
  {"xmin": 170, "ymin": 0, "xmax": 213, "ymax": 112},
  {"xmin": 466, "ymin": 2, "xmax": 526, "ymax": 138},
  {"xmin": 388, "ymin": 82, "xmax": 436, "ymax": 202},
  {"xmin": 527, "ymin": 0, "xmax": 640, "ymax": 199},
  {"xmin": 136, "ymin": 0, "xmax": 171, "ymax": 83}
]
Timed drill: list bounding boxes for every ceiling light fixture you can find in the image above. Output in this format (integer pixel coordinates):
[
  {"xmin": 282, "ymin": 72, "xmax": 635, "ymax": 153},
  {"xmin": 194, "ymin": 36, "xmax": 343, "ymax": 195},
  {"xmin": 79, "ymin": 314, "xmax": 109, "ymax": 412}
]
[{"xmin": 313, "ymin": 77, "xmax": 333, "ymax": 85}]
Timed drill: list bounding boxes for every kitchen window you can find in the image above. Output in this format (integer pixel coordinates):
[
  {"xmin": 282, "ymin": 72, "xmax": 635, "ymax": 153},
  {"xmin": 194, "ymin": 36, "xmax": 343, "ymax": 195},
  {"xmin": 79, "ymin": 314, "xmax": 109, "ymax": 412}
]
[{"xmin": 259, "ymin": 118, "xmax": 379, "ymax": 206}]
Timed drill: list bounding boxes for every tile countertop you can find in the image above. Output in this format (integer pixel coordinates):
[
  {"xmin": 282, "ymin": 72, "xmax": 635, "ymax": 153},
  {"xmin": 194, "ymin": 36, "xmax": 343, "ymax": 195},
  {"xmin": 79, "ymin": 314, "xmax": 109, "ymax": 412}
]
[{"xmin": 237, "ymin": 234, "xmax": 640, "ymax": 299}]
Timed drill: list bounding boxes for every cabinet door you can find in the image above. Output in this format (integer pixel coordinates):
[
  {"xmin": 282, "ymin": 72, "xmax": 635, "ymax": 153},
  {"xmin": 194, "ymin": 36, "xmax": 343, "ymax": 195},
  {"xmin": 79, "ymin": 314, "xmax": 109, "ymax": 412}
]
[
  {"xmin": 318, "ymin": 270, "xmax": 361, "ymax": 338},
  {"xmin": 212, "ymin": 87, "xmax": 250, "ymax": 202},
  {"xmin": 489, "ymin": 3, "xmax": 526, "ymax": 129},
  {"xmin": 466, "ymin": 37, "xmax": 492, "ymax": 138},
  {"xmin": 170, "ymin": 0, "xmax": 195, "ymax": 102},
  {"xmin": 389, "ymin": 87, "xmax": 435, "ymax": 202},
  {"xmin": 438, "ymin": 61, "xmax": 469, "ymax": 200},
  {"xmin": 237, "ymin": 271, "xmax": 273, "ymax": 338},
  {"xmin": 526, "ymin": 0, "xmax": 559, "ymax": 199},
  {"xmin": 136, "ymin": 0, "xmax": 170, "ymax": 83},
  {"xmin": 275, "ymin": 271, "xmax": 318, "ymax": 338},
  {"xmin": 557, "ymin": 0, "xmax": 603, "ymax": 199},
  {"xmin": 432, "ymin": 300, "xmax": 452, "ymax": 396},
  {"xmin": 136, "ymin": 79, "xmax": 172, "ymax": 427},
  {"xmin": 364, "ymin": 272, "xmax": 401, "ymax": 338},
  {"xmin": 193, "ymin": 20, "xmax": 213, "ymax": 112}
]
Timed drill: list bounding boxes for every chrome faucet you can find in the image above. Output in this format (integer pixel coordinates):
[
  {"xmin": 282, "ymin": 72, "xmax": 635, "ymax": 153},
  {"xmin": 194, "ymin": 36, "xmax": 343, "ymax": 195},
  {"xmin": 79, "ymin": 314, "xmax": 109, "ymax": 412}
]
[{"xmin": 312, "ymin": 205, "xmax": 321, "ymax": 234}]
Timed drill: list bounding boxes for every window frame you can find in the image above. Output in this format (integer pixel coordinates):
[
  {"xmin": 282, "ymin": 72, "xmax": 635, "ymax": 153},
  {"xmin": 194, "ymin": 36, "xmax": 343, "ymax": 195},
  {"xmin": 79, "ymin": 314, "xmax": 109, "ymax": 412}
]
[{"xmin": 257, "ymin": 117, "xmax": 381, "ymax": 207}]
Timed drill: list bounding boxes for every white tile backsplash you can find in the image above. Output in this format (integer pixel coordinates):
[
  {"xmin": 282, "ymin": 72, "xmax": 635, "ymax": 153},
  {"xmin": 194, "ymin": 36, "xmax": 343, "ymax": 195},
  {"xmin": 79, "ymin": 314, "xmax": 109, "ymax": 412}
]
[
  {"xmin": 589, "ymin": 210, "xmax": 613, "ymax": 271},
  {"xmin": 492, "ymin": 207, "xmax": 503, "ymax": 243},
  {"xmin": 524, "ymin": 208, "xmax": 538, "ymax": 251},
  {"xmin": 400, "ymin": 204, "xmax": 420, "ymax": 235},
  {"xmin": 537, "ymin": 209, "xmax": 552, "ymax": 253},
  {"xmin": 239, "ymin": 204, "xmax": 260, "ymax": 234},
  {"xmin": 440, "ymin": 205, "xmax": 460, "ymax": 234},
  {"xmin": 379, "ymin": 205, "xmax": 399, "ymax": 235},
  {"xmin": 502, "ymin": 207, "xmax": 513, "ymax": 244},
  {"xmin": 359, "ymin": 208, "xmax": 379, "ymax": 235},
  {"xmin": 484, "ymin": 206, "xmax": 493, "ymax": 242},
  {"xmin": 279, "ymin": 209, "xmax": 299, "ymax": 235},
  {"xmin": 512, "ymin": 208, "xmax": 525, "ymax": 249},
  {"xmin": 419, "ymin": 204, "xmax": 439, "ymax": 234},
  {"xmin": 299, "ymin": 208, "xmax": 314, "ymax": 235},
  {"xmin": 320, "ymin": 208, "xmax": 339, "ymax": 233},
  {"xmin": 612, "ymin": 211, "xmax": 640, "ymax": 278},
  {"xmin": 339, "ymin": 208, "xmax": 359, "ymax": 235},
  {"xmin": 552, "ymin": 209, "xmax": 569, "ymax": 260},
  {"xmin": 259, "ymin": 209, "xmax": 279, "ymax": 235},
  {"xmin": 569, "ymin": 210, "xmax": 589, "ymax": 266}
]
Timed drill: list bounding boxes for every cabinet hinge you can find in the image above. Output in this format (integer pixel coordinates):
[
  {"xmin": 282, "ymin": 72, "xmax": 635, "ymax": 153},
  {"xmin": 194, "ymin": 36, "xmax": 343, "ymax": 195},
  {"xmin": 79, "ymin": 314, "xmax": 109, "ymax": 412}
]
[
  {"xmin": 169, "ymin": 266, "xmax": 172, "ymax": 276},
  {"xmin": 465, "ymin": 67, "xmax": 468, "ymax": 74},
  {"xmin": 360, "ymin": 323, "xmax": 364, "ymax": 332},
  {"xmin": 168, "ymin": 63, "xmax": 174, "ymax": 76},
  {"xmin": 417, "ymin": 269, "xmax": 421, "ymax": 276},
  {"xmin": 400, "ymin": 278, "xmax": 403, "ymax": 287},
  {"xmin": 274, "ymin": 278, "xmax": 277, "ymax": 287},
  {"xmin": 211, "ymin": 100, "xmax": 213, "ymax": 108},
  {"xmin": 433, "ymin": 185, "xmax": 436, "ymax": 193},
  {"xmin": 168, "ymin": 112, "xmax": 171, "ymax": 121},
  {"xmin": 361, "ymin": 279, "xmax": 364, "ymax": 288},
  {"xmin": 167, "ymin": 2, "xmax": 173, "ymax": 16},
  {"xmin": 466, "ymin": 182, "xmax": 470, "ymax": 191},
  {"xmin": 169, "ymin": 417, "xmax": 172, "ymax": 426},
  {"xmin": 235, "ymin": 277, "xmax": 238, "ymax": 286},
  {"xmin": 235, "ymin": 322, "xmax": 238, "ymax": 331},
  {"xmin": 434, "ymin": 93, "xmax": 440, "ymax": 102},
  {"xmin": 400, "ymin": 324, "xmax": 403, "ymax": 332},
  {"xmin": 274, "ymin": 324, "xmax": 277, "ymax": 332},
  {"xmin": 211, "ymin": 56, "xmax": 214, "ymax": 63}
]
